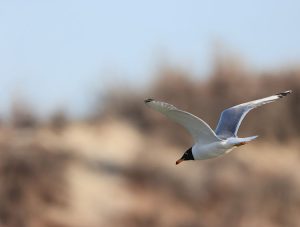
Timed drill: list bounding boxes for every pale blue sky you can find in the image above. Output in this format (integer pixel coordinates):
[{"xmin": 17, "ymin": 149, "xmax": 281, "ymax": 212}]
[{"xmin": 0, "ymin": 0, "xmax": 300, "ymax": 117}]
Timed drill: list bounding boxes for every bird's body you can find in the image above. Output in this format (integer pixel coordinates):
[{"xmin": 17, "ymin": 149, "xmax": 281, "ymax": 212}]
[
  {"xmin": 191, "ymin": 136, "xmax": 257, "ymax": 160},
  {"xmin": 144, "ymin": 90, "xmax": 292, "ymax": 164},
  {"xmin": 193, "ymin": 140, "xmax": 231, "ymax": 160}
]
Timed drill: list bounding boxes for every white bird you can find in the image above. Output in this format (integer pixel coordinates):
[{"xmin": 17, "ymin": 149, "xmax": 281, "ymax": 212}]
[{"xmin": 144, "ymin": 90, "xmax": 292, "ymax": 165}]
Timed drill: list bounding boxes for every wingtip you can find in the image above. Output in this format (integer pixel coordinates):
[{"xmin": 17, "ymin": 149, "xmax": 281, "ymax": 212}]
[
  {"xmin": 276, "ymin": 90, "xmax": 292, "ymax": 98},
  {"xmin": 144, "ymin": 98, "xmax": 154, "ymax": 104}
]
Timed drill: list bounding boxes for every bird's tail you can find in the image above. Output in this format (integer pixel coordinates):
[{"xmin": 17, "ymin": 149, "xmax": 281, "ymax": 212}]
[
  {"xmin": 240, "ymin": 135, "xmax": 258, "ymax": 142},
  {"xmin": 228, "ymin": 136, "xmax": 258, "ymax": 146}
]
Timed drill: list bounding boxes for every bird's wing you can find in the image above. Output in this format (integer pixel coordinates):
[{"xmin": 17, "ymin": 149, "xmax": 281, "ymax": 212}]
[
  {"xmin": 145, "ymin": 99, "xmax": 221, "ymax": 144},
  {"xmin": 215, "ymin": 90, "xmax": 292, "ymax": 138}
]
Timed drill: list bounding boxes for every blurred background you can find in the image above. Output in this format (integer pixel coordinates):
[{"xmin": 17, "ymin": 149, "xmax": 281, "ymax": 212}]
[{"xmin": 0, "ymin": 1, "xmax": 300, "ymax": 226}]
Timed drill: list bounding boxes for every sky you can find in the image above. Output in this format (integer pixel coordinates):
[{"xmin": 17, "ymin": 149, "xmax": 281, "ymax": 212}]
[{"xmin": 0, "ymin": 0, "xmax": 300, "ymax": 117}]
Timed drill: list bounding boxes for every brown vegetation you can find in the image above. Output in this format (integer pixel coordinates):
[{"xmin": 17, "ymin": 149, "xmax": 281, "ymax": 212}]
[{"xmin": 0, "ymin": 57, "xmax": 300, "ymax": 227}]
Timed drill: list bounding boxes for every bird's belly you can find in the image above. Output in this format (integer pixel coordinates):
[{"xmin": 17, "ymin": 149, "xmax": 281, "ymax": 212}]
[{"xmin": 193, "ymin": 142, "xmax": 234, "ymax": 160}]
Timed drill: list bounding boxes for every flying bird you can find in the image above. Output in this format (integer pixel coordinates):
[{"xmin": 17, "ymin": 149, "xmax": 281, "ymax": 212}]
[{"xmin": 144, "ymin": 90, "xmax": 292, "ymax": 165}]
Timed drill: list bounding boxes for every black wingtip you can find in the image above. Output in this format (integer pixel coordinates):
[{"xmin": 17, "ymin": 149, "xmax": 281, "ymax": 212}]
[
  {"xmin": 276, "ymin": 90, "xmax": 292, "ymax": 98},
  {"xmin": 144, "ymin": 98, "xmax": 154, "ymax": 103}
]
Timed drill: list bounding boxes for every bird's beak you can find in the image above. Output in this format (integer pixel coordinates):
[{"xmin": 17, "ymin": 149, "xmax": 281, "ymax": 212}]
[{"xmin": 175, "ymin": 158, "xmax": 184, "ymax": 165}]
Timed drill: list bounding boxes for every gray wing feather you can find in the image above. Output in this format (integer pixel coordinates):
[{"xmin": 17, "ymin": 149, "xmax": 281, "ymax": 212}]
[
  {"xmin": 215, "ymin": 90, "xmax": 292, "ymax": 138},
  {"xmin": 145, "ymin": 99, "xmax": 220, "ymax": 144}
]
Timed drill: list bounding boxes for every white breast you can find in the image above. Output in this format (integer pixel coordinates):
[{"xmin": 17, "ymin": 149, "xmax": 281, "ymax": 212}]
[{"xmin": 192, "ymin": 140, "xmax": 235, "ymax": 160}]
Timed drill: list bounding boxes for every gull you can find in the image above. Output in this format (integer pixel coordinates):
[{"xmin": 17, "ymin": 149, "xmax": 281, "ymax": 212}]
[{"xmin": 144, "ymin": 90, "xmax": 292, "ymax": 165}]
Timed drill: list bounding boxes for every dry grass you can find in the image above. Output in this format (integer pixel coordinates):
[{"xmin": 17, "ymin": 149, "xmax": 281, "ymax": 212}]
[{"xmin": 0, "ymin": 119, "xmax": 299, "ymax": 227}]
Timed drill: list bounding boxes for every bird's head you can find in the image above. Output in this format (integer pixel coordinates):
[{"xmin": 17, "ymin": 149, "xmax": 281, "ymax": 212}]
[{"xmin": 176, "ymin": 147, "xmax": 194, "ymax": 165}]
